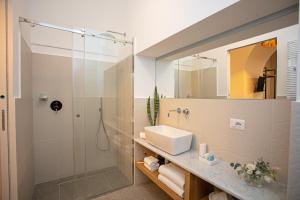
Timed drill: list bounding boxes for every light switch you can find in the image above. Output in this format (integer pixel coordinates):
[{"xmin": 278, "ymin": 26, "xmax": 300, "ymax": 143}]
[{"xmin": 230, "ymin": 118, "xmax": 246, "ymax": 130}]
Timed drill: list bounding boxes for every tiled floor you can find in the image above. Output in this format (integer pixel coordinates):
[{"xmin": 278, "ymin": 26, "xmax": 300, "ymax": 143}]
[
  {"xmin": 93, "ymin": 182, "xmax": 171, "ymax": 200},
  {"xmin": 33, "ymin": 167, "xmax": 132, "ymax": 200}
]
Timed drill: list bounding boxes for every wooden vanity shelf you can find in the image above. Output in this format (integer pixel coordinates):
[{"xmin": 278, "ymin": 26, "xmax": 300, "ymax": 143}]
[{"xmin": 136, "ymin": 161, "xmax": 213, "ymax": 200}]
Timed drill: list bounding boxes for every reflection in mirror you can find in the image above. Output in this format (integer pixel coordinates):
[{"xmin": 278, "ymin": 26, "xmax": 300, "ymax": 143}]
[
  {"xmin": 229, "ymin": 38, "xmax": 277, "ymax": 99},
  {"xmin": 155, "ymin": 25, "xmax": 297, "ymax": 100},
  {"xmin": 175, "ymin": 55, "xmax": 217, "ymax": 98}
]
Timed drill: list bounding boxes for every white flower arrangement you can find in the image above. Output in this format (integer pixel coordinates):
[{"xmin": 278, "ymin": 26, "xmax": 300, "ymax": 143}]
[{"xmin": 230, "ymin": 158, "xmax": 277, "ymax": 187}]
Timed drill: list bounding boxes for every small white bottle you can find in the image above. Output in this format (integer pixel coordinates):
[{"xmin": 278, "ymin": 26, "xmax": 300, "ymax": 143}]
[{"xmin": 199, "ymin": 143, "xmax": 207, "ymax": 158}]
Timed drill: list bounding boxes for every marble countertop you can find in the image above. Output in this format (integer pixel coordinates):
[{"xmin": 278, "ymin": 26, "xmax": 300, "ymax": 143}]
[{"xmin": 134, "ymin": 138, "xmax": 287, "ymax": 200}]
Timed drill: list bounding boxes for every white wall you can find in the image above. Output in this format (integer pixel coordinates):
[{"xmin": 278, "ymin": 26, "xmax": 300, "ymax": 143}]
[
  {"xmin": 156, "ymin": 25, "xmax": 298, "ymax": 98},
  {"xmin": 27, "ymin": 0, "xmax": 131, "ymax": 37},
  {"xmin": 155, "ymin": 60, "xmax": 175, "ymax": 98},
  {"xmin": 134, "ymin": 56, "xmax": 156, "ymax": 98},
  {"xmin": 127, "ymin": 0, "xmax": 239, "ymax": 54}
]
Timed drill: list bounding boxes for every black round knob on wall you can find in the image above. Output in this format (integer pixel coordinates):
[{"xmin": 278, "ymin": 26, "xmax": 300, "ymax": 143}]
[{"xmin": 50, "ymin": 100, "xmax": 63, "ymax": 112}]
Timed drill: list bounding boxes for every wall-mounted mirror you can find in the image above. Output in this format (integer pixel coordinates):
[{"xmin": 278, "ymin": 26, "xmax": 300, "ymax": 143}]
[{"xmin": 155, "ymin": 25, "xmax": 297, "ymax": 100}]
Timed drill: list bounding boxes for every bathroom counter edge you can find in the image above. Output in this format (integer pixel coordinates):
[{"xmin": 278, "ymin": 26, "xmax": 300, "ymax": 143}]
[{"xmin": 134, "ymin": 138, "xmax": 286, "ymax": 200}]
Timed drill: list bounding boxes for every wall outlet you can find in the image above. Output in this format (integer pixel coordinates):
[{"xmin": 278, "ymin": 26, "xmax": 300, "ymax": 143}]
[{"xmin": 230, "ymin": 118, "xmax": 246, "ymax": 130}]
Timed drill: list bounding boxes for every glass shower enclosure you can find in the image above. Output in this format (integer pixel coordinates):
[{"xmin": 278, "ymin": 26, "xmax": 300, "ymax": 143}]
[
  {"xmin": 59, "ymin": 29, "xmax": 134, "ymax": 199},
  {"xmin": 19, "ymin": 19, "xmax": 134, "ymax": 200}
]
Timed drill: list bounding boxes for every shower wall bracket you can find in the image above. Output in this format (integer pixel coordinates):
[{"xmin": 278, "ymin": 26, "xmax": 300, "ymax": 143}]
[{"xmin": 39, "ymin": 94, "xmax": 49, "ymax": 101}]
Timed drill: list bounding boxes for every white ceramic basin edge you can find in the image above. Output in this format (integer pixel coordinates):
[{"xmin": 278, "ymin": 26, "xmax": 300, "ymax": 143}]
[{"xmin": 144, "ymin": 125, "xmax": 193, "ymax": 155}]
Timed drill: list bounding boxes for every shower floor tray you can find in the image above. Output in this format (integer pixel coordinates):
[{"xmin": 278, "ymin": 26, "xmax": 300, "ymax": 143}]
[{"xmin": 32, "ymin": 167, "xmax": 131, "ymax": 200}]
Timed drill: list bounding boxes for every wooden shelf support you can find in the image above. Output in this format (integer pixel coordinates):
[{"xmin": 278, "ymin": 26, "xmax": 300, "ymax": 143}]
[{"xmin": 136, "ymin": 161, "xmax": 213, "ymax": 200}]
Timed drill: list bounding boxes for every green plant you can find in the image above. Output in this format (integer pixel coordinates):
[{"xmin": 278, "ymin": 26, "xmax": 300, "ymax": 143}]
[{"xmin": 147, "ymin": 86, "xmax": 160, "ymax": 126}]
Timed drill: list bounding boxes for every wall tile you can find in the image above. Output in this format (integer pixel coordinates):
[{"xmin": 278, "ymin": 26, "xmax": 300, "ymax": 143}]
[
  {"xmin": 15, "ymin": 38, "xmax": 34, "ymax": 199},
  {"xmin": 34, "ymin": 140, "xmax": 61, "ymax": 184},
  {"xmin": 287, "ymin": 102, "xmax": 300, "ymax": 199},
  {"xmin": 134, "ymin": 98, "xmax": 150, "ymax": 138},
  {"xmin": 272, "ymin": 99, "xmax": 291, "ymax": 123},
  {"xmin": 160, "ymin": 98, "xmax": 291, "ymax": 184}
]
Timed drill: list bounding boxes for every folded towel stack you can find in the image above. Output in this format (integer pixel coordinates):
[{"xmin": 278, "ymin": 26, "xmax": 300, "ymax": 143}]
[
  {"xmin": 144, "ymin": 156, "xmax": 159, "ymax": 171},
  {"xmin": 158, "ymin": 163, "xmax": 185, "ymax": 197}
]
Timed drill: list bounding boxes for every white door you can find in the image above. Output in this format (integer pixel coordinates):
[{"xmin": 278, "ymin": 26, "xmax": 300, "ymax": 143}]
[{"xmin": 0, "ymin": 0, "xmax": 10, "ymax": 199}]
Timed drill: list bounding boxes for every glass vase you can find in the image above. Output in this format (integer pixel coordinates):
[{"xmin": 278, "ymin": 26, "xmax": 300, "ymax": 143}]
[{"xmin": 244, "ymin": 175, "xmax": 264, "ymax": 187}]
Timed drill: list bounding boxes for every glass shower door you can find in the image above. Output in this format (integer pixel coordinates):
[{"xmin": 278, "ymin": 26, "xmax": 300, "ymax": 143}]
[{"xmin": 60, "ymin": 29, "xmax": 133, "ymax": 200}]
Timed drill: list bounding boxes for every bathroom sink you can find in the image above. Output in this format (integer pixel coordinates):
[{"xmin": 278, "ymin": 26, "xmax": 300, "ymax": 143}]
[{"xmin": 144, "ymin": 125, "xmax": 193, "ymax": 155}]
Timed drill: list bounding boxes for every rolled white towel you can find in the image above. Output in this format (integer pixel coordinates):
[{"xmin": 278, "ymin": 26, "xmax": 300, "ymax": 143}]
[
  {"xmin": 144, "ymin": 163, "xmax": 159, "ymax": 172},
  {"xmin": 158, "ymin": 174, "xmax": 184, "ymax": 198},
  {"xmin": 158, "ymin": 163, "xmax": 185, "ymax": 189},
  {"xmin": 144, "ymin": 156, "xmax": 159, "ymax": 167}
]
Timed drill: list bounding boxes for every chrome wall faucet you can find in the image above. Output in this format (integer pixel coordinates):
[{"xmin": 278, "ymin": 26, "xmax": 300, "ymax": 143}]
[
  {"xmin": 167, "ymin": 107, "xmax": 190, "ymax": 118},
  {"xmin": 168, "ymin": 107, "xmax": 182, "ymax": 117}
]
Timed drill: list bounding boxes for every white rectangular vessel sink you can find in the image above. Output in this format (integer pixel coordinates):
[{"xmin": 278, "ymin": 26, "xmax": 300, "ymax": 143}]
[{"xmin": 144, "ymin": 125, "xmax": 193, "ymax": 155}]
